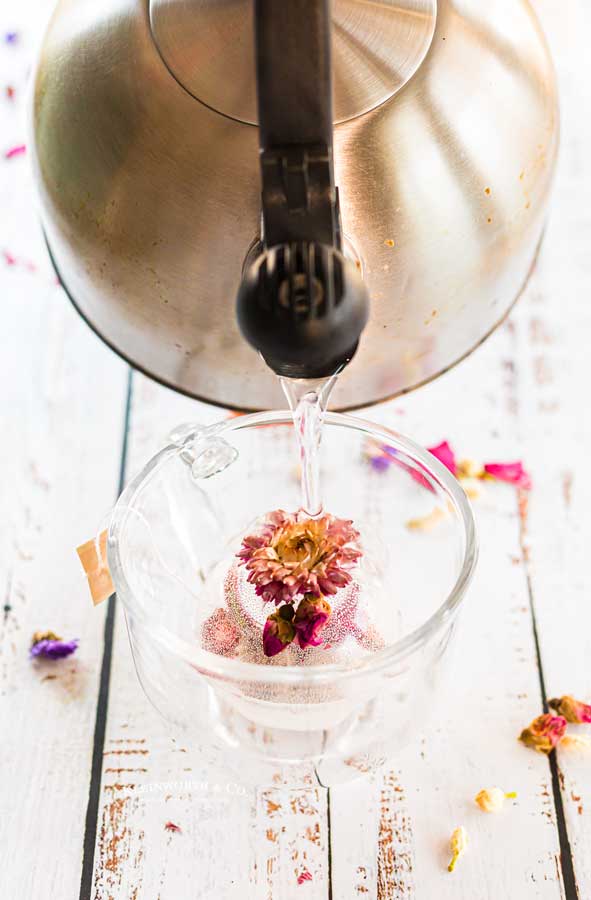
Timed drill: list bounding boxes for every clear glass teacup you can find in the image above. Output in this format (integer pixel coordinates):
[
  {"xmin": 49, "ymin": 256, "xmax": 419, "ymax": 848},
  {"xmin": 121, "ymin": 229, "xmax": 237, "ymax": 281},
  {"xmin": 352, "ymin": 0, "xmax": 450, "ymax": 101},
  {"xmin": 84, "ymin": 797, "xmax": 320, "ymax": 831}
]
[{"xmin": 107, "ymin": 411, "xmax": 477, "ymax": 787}]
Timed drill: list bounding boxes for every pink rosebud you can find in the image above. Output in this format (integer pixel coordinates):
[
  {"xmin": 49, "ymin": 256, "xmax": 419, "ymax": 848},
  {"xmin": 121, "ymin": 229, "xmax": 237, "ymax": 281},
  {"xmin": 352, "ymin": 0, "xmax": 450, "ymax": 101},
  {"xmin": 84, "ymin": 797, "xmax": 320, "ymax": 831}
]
[
  {"xmin": 483, "ymin": 461, "xmax": 531, "ymax": 490},
  {"xmin": 263, "ymin": 606, "xmax": 296, "ymax": 657},
  {"xmin": 294, "ymin": 595, "xmax": 331, "ymax": 649},
  {"xmin": 519, "ymin": 714, "xmax": 567, "ymax": 754},
  {"xmin": 548, "ymin": 695, "xmax": 591, "ymax": 724},
  {"xmin": 201, "ymin": 607, "xmax": 239, "ymax": 657},
  {"xmin": 428, "ymin": 440, "xmax": 457, "ymax": 475}
]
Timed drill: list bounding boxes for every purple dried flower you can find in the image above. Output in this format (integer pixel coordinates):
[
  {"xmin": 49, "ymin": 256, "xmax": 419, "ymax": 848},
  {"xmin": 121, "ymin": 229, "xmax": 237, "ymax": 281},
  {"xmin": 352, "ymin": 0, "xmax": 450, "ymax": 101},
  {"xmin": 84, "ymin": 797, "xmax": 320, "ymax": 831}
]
[{"xmin": 30, "ymin": 631, "xmax": 78, "ymax": 660}]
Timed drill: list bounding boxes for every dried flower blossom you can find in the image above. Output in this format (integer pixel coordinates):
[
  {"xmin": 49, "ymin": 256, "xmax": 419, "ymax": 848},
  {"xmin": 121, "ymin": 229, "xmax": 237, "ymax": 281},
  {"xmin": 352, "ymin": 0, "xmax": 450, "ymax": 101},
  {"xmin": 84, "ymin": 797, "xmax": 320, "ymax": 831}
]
[
  {"xmin": 30, "ymin": 631, "xmax": 78, "ymax": 660},
  {"xmin": 447, "ymin": 826, "xmax": 468, "ymax": 872},
  {"xmin": 263, "ymin": 605, "xmax": 297, "ymax": 657},
  {"xmin": 548, "ymin": 695, "xmax": 591, "ymax": 724},
  {"xmin": 238, "ymin": 510, "xmax": 361, "ymax": 605},
  {"xmin": 164, "ymin": 821, "xmax": 182, "ymax": 833},
  {"xmin": 201, "ymin": 607, "xmax": 240, "ymax": 657},
  {"xmin": 294, "ymin": 595, "xmax": 331, "ymax": 649},
  {"xmin": 519, "ymin": 713, "xmax": 567, "ymax": 754},
  {"xmin": 483, "ymin": 461, "xmax": 532, "ymax": 490},
  {"xmin": 474, "ymin": 787, "xmax": 517, "ymax": 813}
]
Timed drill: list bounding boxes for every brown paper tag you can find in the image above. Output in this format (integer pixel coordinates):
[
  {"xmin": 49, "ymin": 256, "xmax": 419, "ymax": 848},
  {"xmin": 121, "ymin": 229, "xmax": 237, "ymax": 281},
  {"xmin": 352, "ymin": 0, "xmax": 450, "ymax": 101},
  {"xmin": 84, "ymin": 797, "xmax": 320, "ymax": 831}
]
[{"xmin": 76, "ymin": 529, "xmax": 114, "ymax": 606}]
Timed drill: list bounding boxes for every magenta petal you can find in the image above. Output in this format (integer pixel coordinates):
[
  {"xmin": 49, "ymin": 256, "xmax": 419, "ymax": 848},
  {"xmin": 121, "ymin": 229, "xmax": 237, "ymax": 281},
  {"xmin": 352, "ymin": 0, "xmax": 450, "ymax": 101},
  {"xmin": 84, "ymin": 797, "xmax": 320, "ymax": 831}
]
[
  {"xmin": 484, "ymin": 461, "xmax": 531, "ymax": 490},
  {"xmin": 427, "ymin": 441, "xmax": 457, "ymax": 475}
]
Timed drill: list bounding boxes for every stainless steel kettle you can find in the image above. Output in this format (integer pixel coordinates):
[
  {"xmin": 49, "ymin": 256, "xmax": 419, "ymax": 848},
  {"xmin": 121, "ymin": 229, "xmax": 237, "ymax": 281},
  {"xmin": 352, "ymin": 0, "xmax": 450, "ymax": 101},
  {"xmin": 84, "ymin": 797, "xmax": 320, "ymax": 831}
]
[{"xmin": 31, "ymin": 0, "xmax": 558, "ymax": 409}]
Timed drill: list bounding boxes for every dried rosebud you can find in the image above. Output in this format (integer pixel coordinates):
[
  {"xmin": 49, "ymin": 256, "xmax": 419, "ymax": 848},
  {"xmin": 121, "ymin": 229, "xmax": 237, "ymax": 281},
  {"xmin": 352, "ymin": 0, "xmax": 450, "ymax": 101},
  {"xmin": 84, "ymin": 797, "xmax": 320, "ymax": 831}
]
[
  {"xmin": 428, "ymin": 441, "xmax": 457, "ymax": 475},
  {"xmin": 474, "ymin": 788, "xmax": 517, "ymax": 813},
  {"xmin": 548, "ymin": 695, "xmax": 591, "ymax": 724},
  {"xmin": 483, "ymin": 461, "xmax": 531, "ymax": 490},
  {"xmin": 263, "ymin": 605, "xmax": 296, "ymax": 657},
  {"xmin": 519, "ymin": 714, "xmax": 567, "ymax": 754},
  {"xmin": 201, "ymin": 607, "xmax": 240, "ymax": 657},
  {"xmin": 30, "ymin": 631, "xmax": 78, "ymax": 660},
  {"xmin": 447, "ymin": 826, "xmax": 468, "ymax": 872},
  {"xmin": 294, "ymin": 595, "xmax": 331, "ymax": 649}
]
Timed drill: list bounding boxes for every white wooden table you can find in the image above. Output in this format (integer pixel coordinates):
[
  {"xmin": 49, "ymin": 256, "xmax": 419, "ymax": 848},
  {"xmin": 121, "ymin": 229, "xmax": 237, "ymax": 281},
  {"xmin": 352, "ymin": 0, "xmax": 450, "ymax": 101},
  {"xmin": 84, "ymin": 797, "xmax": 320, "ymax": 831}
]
[{"xmin": 1, "ymin": 2, "xmax": 590, "ymax": 897}]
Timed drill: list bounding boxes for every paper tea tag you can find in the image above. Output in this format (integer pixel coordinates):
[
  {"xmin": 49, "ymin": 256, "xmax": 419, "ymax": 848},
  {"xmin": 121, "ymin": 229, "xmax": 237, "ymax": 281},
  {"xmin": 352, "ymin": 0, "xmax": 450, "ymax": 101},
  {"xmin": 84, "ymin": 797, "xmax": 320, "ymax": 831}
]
[{"xmin": 76, "ymin": 529, "xmax": 114, "ymax": 606}]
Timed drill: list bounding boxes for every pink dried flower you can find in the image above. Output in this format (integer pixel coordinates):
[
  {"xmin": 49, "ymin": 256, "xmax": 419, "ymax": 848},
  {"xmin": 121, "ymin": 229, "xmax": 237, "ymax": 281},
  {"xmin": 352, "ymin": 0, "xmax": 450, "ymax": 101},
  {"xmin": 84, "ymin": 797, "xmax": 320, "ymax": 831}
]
[
  {"xmin": 428, "ymin": 440, "xmax": 457, "ymax": 475},
  {"xmin": 201, "ymin": 607, "xmax": 239, "ymax": 657},
  {"xmin": 263, "ymin": 605, "xmax": 296, "ymax": 657},
  {"xmin": 164, "ymin": 821, "xmax": 181, "ymax": 833},
  {"xmin": 297, "ymin": 870, "xmax": 313, "ymax": 885},
  {"xmin": 483, "ymin": 461, "xmax": 531, "ymax": 490},
  {"xmin": 294, "ymin": 595, "xmax": 331, "ymax": 649},
  {"xmin": 238, "ymin": 510, "xmax": 361, "ymax": 605},
  {"xmin": 548, "ymin": 695, "xmax": 591, "ymax": 724},
  {"xmin": 519, "ymin": 713, "xmax": 567, "ymax": 754}
]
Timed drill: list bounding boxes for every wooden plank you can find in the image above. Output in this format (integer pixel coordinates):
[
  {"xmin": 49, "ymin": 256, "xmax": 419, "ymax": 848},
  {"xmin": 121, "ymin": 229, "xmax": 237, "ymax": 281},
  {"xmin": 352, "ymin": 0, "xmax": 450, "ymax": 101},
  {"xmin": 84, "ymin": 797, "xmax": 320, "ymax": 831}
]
[
  {"xmin": 330, "ymin": 310, "xmax": 566, "ymax": 897},
  {"xmin": 0, "ymin": 6, "xmax": 131, "ymax": 898},
  {"xmin": 510, "ymin": 3, "xmax": 591, "ymax": 896},
  {"xmin": 0, "ymin": 234, "xmax": 129, "ymax": 895}
]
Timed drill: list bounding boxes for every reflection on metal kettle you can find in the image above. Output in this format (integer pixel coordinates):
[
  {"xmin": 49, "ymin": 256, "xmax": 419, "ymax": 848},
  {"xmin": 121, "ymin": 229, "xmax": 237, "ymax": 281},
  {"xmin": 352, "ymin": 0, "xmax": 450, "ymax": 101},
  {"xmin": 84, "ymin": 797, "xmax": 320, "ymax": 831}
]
[{"xmin": 30, "ymin": 0, "xmax": 558, "ymax": 409}]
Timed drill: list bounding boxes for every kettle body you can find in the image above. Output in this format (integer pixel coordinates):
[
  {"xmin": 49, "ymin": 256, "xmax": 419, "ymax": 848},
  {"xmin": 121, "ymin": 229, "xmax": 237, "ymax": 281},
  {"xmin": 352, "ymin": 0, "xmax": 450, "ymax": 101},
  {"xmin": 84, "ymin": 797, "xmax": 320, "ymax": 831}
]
[{"xmin": 31, "ymin": 0, "xmax": 558, "ymax": 409}]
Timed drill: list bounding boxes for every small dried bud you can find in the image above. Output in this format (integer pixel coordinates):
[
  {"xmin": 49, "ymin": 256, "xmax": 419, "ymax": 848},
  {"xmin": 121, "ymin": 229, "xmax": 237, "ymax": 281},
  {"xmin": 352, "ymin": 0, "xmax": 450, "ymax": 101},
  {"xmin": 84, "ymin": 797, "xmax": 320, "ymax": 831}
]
[
  {"xmin": 263, "ymin": 605, "xmax": 296, "ymax": 657},
  {"xmin": 519, "ymin": 714, "xmax": 567, "ymax": 754},
  {"xmin": 294, "ymin": 594, "xmax": 331, "ymax": 649},
  {"xmin": 548, "ymin": 695, "xmax": 591, "ymax": 724},
  {"xmin": 474, "ymin": 787, "xmax": 516, "ymax": 813},
  {"xmin": 448, "ymin": 826, "xmax": 468, "ymax": 872}
]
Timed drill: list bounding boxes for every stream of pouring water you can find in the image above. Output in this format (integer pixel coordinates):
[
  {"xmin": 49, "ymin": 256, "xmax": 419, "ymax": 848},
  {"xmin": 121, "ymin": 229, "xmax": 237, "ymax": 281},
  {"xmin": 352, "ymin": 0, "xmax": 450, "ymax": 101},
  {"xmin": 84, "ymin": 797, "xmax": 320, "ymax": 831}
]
[{"xmin": 280, "ymin": 372, "xmax": 340, "ymax": 518}]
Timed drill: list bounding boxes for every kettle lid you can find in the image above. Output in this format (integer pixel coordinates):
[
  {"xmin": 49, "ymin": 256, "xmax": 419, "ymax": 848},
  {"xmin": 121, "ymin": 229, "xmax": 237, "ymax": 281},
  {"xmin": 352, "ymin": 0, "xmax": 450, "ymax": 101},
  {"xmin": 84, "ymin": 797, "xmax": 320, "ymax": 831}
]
[{"xmin": 149, "ymin": 0, "xmax": 437, "ymax": 125}]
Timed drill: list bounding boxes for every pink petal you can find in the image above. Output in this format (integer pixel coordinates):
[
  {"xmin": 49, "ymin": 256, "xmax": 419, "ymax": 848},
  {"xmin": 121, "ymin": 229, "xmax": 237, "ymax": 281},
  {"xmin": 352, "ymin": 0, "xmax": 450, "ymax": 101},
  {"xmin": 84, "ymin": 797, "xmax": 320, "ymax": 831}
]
[
  {"xmin": 484, "ymin": 461, "xmax": 531, "ymax": 490},
  {"xmin": 5, "ymin": 143, "xmax": 26, "ymax": 160},
  {"xmin": 427, "ymin": 441, "xmax": 457, "ymax": 475}
]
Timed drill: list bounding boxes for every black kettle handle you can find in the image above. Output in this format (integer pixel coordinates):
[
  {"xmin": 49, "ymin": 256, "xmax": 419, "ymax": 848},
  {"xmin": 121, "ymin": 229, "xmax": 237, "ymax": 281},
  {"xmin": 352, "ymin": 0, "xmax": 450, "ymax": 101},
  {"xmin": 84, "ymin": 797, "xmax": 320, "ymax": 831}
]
[{"xmin": 254, "ymin": 0, "xmax": 340, "ymax": 249}]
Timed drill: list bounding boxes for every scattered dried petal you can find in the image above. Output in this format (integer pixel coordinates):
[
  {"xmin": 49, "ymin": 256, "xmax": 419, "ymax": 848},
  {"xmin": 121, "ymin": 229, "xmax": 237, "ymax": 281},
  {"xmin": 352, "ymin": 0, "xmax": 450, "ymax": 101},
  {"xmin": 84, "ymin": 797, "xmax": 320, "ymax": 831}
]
[
  {"xmin": 5, "ymin": 85, "xmax": 15, "ymax": 101},
  {"xmin": 561, "ymin": 734, "xmax": 591, "ymax": 750},
  {"xmin": 406, "ymin": 506, "xmax": 448, "ymax": 531},
  {"xmin": 297, "ymin": 870, "xmax": 313, "ymax": 885},
  {"xmin": 448, "ymin": 826, "xmax": 468, "ymax": 872},
  {"xmin": 474, "ymin": 787, "xmax": 516, "ymax": 812},
  {"xmin": 483, "ymin": 461, "xmax": 531, "ymax": 490},
  {"xmin": 201, "ymin": 607, "xmax": 240, "ymax": 657},
  {"xmin": 428, "ymin": 440, "xmax": 457, "ymax": 475},
  {"xmin": 5, "ymin": 143, "xmax": 26, "ymax": 160},
  {"xmin": 519, "ymin": 714, "xmax": 567, "ymax": 754},
  {"xmin": 4, "ymin": 32, "xmax": 19, "ymax": 44},
  {"xmin": 30, "ymin": 631, "xmax": 78, "ymax": 660},
  {"xmin": 548, "ymin": 695, "xmax": 591, "ymax": 724},
  {"xmin": 164, "ymin": 821, "xmax": 182, "ymax": 833}
]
